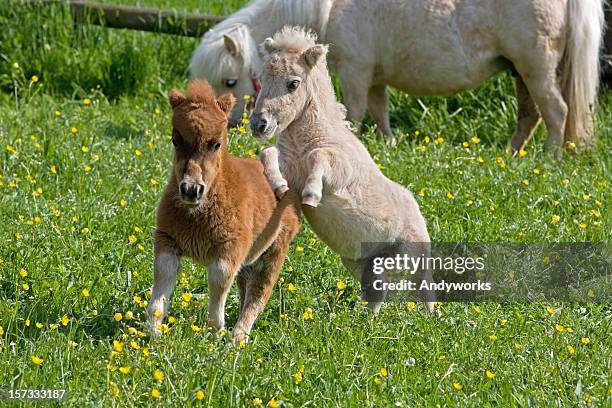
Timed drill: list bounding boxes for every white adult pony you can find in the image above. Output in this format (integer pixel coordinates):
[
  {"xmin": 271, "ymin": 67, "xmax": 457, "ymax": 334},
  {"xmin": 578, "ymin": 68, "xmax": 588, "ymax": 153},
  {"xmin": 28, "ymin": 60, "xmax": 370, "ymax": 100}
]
[
  {"xmin": 190, "ymin": 0, "xmax": 605, "ymax": 158},
  {"xmin": 189, "ymin": 0, "xmax": 332, "ymax": 126}
]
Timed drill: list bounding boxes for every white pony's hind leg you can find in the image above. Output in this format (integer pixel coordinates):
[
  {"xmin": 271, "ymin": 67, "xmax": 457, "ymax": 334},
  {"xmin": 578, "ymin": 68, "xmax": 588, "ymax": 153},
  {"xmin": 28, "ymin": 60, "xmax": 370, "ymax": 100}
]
[
  {"xmin": 337, "ymin": 63, "xmax": 371, "ymax": 134},
  {"xmin": 367, "ymin": 84, "xmax": 395, "ymax": 145},
  {"xmin": 509, "ymin": 75, "xmax": 542, "ymax": 154},
  {"xmin": 527, "ymin": 75, "xmax": 567, "ymax": 160},
  {"xmin": 515, "ymin": 63, "xmax": 567, "ymax": 160}
]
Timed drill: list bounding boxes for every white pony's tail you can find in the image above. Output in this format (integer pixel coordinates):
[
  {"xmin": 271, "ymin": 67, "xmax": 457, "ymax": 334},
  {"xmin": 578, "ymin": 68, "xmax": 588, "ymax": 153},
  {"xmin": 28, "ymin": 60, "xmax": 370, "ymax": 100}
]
[{"xmin": 561, "ymin": 0, "xmax": 606, "ymax": 148}]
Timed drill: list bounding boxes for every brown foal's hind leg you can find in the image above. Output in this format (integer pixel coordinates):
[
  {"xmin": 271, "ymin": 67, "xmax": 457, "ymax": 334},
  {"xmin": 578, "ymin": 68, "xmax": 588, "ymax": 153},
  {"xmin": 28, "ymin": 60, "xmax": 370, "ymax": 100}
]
[
  {"xmin": 509, "ymin": 75, "xmax": 542, "ymax": 155},
  {"xmin": 232, "ymin": 246, "xmax": 283, "ymax": 344},
  {"xmin": 236, "ymin": 267, "xmax": 250, "ymax": 314},
  {"xmin": 207, "ymin": 258, "xmax": 241, "ymax": 333},
  {"xmin": 233, "ymin": 225, "xmax": 299, "ymax": 344}
]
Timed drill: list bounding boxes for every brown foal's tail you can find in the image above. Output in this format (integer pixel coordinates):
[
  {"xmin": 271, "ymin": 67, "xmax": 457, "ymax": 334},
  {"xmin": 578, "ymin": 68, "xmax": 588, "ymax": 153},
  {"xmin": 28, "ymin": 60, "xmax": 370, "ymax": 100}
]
[{"xmin": 246, "ymin": 189, "xmax": 301, "ymax": 263}]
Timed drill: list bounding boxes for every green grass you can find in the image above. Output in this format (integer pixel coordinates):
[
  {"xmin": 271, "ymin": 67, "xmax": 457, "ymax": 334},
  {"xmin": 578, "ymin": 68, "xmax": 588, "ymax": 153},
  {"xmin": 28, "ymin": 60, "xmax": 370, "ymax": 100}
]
[{"xmin": 0, "ymin": 1, "xmax": 611, "ymax": 406}]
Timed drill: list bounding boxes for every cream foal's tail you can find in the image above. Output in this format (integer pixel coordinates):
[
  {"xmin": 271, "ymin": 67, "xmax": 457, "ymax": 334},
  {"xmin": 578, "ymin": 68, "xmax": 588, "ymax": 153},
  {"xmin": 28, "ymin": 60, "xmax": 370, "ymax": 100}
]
[
  {"xmin": 246, "ymin": 189, "xmax": 301, "ymax": 264},
  {"xmin": 561, "ymin": 0, "xmax": 606, "ymax": 148}
]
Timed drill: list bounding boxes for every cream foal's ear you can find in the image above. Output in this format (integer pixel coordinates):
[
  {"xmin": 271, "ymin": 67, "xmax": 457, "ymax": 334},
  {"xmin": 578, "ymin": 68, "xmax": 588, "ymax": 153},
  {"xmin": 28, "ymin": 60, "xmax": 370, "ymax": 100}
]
[
  {"xmin": 169, "ymin": 89, "xmax": 186, "ymax": 109},
  {"xmin": 263, "ymin": 37, "xmax": 277, "ymax": 53},
  {"xmin": 223, "ymin": 34, "xmax": 240, "ymax": 56},
  {"xmin": 302, "ymin": 44, "xmax": 328, "ymax": 68},
  {"xmin": 216, "ymin": 93, "xmax": 236, "ymax": 115}
]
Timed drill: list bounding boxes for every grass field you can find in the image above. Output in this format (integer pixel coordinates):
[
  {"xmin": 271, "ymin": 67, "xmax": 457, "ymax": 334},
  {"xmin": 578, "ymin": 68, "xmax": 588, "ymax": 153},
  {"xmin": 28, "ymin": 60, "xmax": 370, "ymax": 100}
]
[{"xmin": 0, "ymin": 1, "xmax": 611, "ymax": 406}]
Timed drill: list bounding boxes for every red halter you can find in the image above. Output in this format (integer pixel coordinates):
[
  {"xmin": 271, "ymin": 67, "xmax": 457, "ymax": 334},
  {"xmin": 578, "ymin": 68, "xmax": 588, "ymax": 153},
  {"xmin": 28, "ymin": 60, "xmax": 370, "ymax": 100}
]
[{"xmin": 247, "ymin": 70, "xmax": 261, "ymax": 111}]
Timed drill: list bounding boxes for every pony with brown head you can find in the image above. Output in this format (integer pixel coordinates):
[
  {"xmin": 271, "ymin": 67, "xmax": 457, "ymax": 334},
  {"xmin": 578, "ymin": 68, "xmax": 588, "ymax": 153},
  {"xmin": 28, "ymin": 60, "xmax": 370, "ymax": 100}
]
[{"xmin": 148, "ymin": 80, "xmax": 301, "ymax": 344}]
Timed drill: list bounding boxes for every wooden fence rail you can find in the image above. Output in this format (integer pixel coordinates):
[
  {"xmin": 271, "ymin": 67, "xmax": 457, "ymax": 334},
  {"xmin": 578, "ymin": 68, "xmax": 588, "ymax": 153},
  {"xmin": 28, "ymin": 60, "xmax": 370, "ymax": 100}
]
[{"xmin": 68, "ymin": 0, "xmax": 224, "ymax": 37}]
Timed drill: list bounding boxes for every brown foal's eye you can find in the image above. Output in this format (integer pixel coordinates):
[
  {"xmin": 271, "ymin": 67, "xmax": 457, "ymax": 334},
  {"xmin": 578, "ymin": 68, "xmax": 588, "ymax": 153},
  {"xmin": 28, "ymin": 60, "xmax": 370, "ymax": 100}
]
[{"xmin": 211, "ymin": 141, "xmax": 221, "ymax": 152}]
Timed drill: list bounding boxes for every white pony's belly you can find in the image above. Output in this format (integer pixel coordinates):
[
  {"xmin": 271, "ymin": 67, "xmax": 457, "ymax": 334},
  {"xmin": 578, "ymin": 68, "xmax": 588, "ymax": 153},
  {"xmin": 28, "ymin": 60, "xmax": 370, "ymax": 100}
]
[{"xmin": 302, "ymin": 193, "xmax": 396, "ymax": 259}]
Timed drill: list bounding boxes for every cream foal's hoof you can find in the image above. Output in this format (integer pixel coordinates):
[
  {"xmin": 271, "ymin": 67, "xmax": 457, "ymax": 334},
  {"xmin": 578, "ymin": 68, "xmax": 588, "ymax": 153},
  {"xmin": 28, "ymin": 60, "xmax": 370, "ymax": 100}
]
[
  {"xmin": 301, "ymin": 194, "xmax": 320, "ymax": 207},
  {"xmin": 147, "ymin": 321, "xmax": 162, "ymax": 339},
  {"xmin": 232, "ymin": 329, "xmax": 249, "ymax": 346},
  {"xmin": 274, "ymin": 185, "xmax": 289, "ymax": 200},
  {"xmin": 386, "ymin": 135, "xmax": 397, "ymax": 147}
]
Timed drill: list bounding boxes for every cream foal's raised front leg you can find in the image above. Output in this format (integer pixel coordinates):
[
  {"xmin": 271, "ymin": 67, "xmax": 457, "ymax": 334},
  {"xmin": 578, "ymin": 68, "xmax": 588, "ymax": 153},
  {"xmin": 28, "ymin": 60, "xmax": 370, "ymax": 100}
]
[
  {"xmin": 302, "ymin": 148, "xmax": 342, "ymax": 207},
  {"xmin": 260, "ymin": 147, "xmax": 289, "ymax": 199}
]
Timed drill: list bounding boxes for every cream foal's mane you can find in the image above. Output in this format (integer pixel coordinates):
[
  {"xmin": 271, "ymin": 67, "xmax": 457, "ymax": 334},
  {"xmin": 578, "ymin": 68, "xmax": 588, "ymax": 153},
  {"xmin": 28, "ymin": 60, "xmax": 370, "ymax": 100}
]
[
  {"xmin": 268, "ymin": 26, "xmax": 318, "ymax": 52},
  {"xmin": 265, "ymin": 26, "xmax": 350, "ymax": 131}
]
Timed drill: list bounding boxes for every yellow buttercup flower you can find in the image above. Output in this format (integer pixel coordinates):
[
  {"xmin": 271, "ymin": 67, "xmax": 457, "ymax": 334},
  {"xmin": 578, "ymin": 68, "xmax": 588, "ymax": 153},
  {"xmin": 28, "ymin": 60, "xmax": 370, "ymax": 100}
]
[
  {"xmin": 119, "ymin": 366, "xmax": 130, "ymax": 375},
  {"xmin": 154, "ymin": 369, "xmax": 164, "ymax": 381},
  {"xmin": 83, "ymin": 98, "xmax": 91, "ymax": 105},
  {"xmin": 336, "ymin": 280, "xmax": 347, "ymax": 290},
  {"xmin": 31, "ymin": 355, "xmax": 43, "ymax": 365},
  {"xmin": 303, "ymin": 307, "xmax": 313, "ymax": 320},
  {"xmin": 114, "ymin": 312, "xmax": 123, "ymax": 321},
  {"xmin": 485, "ymin": 370, "xmax": 495, "ymax": 379},
  {"xmin": 113, "ymin": 340, "xmax": 124, "ymax": 352},
  {"xmin": 151, "ymin": 388, "xmax": 161, "ymax": 398},
  {"xmin": 452, "ymin": 382, "xmax": 462, "ymax": 391}
]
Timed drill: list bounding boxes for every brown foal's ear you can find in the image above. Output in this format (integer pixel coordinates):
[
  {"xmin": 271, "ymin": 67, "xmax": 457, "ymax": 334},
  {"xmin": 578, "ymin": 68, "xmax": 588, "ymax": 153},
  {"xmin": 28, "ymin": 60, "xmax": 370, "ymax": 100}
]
[
  {"xmin": 169, "ymin": 89, "xmax": 186, "ymax": 109},
  {"xmin": 302, "ymin": 44, "xmax": 328, "ymax": 68},
  {"xmin": 216, "ymin": 93, "xmax": 236, "ymax": 115}
]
